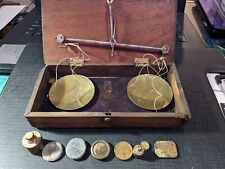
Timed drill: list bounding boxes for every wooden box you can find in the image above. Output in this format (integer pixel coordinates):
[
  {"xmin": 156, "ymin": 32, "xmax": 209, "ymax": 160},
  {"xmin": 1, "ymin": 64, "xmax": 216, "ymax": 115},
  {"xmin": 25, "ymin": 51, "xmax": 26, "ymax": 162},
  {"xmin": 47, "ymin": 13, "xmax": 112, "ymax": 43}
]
[{"xmin": 24, "ymin": 0, "xmax": 191, "ymax": 128}]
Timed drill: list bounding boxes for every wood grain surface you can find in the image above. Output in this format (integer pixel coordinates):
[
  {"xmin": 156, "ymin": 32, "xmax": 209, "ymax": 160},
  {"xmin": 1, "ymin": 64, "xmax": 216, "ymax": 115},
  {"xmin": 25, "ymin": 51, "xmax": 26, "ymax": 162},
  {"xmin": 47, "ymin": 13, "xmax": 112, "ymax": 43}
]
[{"xmin": 42, "ymin": 0, "xmax": 177, "ymax": 65}]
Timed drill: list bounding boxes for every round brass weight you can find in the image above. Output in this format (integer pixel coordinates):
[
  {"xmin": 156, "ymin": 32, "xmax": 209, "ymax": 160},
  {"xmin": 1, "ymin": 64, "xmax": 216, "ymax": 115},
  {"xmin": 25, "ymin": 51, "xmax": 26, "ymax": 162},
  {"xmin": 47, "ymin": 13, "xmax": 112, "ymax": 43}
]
[
  {"xmin": 114, "ymin": 141, "xmax": 133, "ymax": 161},
  {"xmin": 91, "ymin": 140, "xmax": 111, "ymax": 160},
  {"xmin": 127, "ymin": 74, "xmax": 173, "ymax": 110},
  {"xmin": 49, "ymin": 75, "xmax": 95, "ymax": 110}
]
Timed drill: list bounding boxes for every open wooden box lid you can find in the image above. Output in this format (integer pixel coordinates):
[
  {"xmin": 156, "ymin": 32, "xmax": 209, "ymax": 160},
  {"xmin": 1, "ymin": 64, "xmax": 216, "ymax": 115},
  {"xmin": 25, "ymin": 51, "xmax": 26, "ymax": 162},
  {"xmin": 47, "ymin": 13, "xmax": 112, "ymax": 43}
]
[{"xmin": 42, "ymin": 0, "xmax": 177, "ymax": 65}]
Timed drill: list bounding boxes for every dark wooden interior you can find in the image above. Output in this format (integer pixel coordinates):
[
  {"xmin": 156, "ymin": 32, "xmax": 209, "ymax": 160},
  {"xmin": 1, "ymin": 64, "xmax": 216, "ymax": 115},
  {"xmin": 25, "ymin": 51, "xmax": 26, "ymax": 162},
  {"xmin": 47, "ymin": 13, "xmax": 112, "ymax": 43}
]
[
  {"xmin": 30, "ymin": 64, "xmax": 175, "ymax": 113},
  {"xmin": 25, "ymin": 63, "xmax": 191, "ymax": 128}
]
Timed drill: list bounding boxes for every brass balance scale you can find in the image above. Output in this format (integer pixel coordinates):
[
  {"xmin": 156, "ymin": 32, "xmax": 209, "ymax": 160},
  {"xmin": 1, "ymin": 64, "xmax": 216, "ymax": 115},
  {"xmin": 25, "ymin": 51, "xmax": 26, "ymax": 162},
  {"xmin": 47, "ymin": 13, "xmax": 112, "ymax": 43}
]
[{"xmin": 48, "ymin": 0, "xmax": 173, "ymax": 111}]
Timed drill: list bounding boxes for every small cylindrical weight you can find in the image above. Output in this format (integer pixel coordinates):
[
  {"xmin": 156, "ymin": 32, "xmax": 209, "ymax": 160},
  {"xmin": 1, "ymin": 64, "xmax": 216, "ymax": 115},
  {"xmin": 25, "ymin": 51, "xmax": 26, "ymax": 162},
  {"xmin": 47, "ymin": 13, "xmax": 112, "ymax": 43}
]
[
  {"xmin": 91, "ymin": 140, "xmax": 111, "ymax": 160},
  {"xmin": 114, "ymin": 141, "xmax": 133, "ymax": 161},
  {"xmin": 22, "ymin": 131, "xmax": 43, "ymax": 155},
  {"xmin": 133, "ymin": 141, "xmax": 150, "ymax": 158},
  {"xmin": 66, "ymin": 138, "xmax": 87, "ymax": 160},
  {"xmin": 133, "ymin": 145, "xmax": 145, "ymax": 158},
  {"xmin": 140, "ymin": 141, "xmax": 150, "ymax": 151}
]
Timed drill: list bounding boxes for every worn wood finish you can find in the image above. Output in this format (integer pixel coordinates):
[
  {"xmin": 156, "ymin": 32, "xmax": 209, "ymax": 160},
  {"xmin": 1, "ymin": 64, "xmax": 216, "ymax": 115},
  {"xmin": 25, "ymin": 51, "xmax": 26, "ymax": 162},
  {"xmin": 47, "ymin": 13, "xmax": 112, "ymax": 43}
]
[
  {"xmin": 25, "ymin": 63, "xmax": 191, "ymax": 128},
  {"xmin": 167, "ymin": 64, "xmax": 191, "ymax": 118},
  {"xmin": 26, "ymin": 115, "xmax": 185, "ymax": 128},
  {"xmin": 42, "ymin": 0, "xmax": 177, "ymax": 65},
  {"xmin": 24, "ymin": 0, "xmax": 191, "ymax": 128}
]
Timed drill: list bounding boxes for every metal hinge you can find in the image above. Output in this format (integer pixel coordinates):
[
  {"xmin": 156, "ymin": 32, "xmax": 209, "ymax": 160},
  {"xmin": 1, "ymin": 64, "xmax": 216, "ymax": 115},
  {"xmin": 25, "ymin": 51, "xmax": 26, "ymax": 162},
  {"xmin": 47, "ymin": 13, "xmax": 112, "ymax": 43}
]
[{"xmin": 134, "ymin": 58, "xmax": 149, "ymax": 67}]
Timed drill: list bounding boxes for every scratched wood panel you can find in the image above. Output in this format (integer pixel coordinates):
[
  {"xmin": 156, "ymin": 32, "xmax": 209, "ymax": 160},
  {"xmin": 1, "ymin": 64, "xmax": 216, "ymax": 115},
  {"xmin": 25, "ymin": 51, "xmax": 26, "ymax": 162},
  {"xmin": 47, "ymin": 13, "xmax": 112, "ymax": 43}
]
[{"xmin": 42, "ymin": 0, "xmax": 177, "ymax": 65}]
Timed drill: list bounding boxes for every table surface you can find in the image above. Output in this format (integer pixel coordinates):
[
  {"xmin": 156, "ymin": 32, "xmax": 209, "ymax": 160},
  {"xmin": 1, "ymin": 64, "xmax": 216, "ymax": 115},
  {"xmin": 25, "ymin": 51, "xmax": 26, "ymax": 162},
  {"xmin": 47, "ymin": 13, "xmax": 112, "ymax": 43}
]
[{"xmin": 1, "ymin": 15, "xmax": 225, "ymax": 169}]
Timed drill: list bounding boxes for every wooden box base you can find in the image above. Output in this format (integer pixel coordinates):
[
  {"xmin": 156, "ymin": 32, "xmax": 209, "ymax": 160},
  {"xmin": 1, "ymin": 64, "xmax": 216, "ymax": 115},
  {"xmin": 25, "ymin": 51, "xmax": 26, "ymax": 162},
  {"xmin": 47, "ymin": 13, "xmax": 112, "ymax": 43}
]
[{"xmin": 25, "ymin": 63, "xmax": 190, "ymax": 128}]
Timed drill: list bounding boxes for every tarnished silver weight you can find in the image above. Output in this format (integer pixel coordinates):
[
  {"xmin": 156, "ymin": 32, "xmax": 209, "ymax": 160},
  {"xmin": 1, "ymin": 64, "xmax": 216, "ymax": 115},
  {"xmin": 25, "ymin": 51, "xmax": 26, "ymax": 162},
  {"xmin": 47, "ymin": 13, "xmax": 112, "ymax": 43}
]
[
  {"xmin": 42, "ymin": 142, "xmax": 64, "ymax": 162},
  {"xmin": 66, "ymin": 138, "xmax": 87, "ymax": 160}
]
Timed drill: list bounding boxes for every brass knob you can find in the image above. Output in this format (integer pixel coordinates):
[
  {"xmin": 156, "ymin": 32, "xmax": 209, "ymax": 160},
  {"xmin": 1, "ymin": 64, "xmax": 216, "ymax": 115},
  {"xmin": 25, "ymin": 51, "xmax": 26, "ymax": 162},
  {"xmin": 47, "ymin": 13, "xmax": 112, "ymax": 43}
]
[
  {"xmin": 133, "ymin": 141, "xmax": 150, "ymax": 158},
  {"xmin": 133, "ymin": 145, "xmax": 145, "ymax": 158},
  {"xmin": 22, "ymin": 131, "xmax": 43, "ymax": 155}
]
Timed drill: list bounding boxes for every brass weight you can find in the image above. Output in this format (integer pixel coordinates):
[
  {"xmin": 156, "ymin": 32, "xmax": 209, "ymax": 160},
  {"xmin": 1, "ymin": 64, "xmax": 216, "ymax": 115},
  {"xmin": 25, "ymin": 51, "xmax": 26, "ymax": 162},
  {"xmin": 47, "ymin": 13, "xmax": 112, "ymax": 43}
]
[
  {"xmin": 127, "ymin": 74, "xmax": 173, "ymax": 110},
  {"xmin": 154, "ymin": 141, "xmax": 178, "ymax": 158},
  {"xmin": 133, "ymin": 141, "xmax": 150, "ymax": 158},
  {"xmin": 22, "ymin": 131, "xmax": 44, "ymax": 155},
  {"xmin": 48, "ymin": 74, "xmax": 95, "ymax": 110},
  {"xmin": 114, "ymin": 141, "xmax": 133, "ymax": 161},
  {"xmin": 91, "ymin": 140, "xmax": 111, "ymax": 160}
]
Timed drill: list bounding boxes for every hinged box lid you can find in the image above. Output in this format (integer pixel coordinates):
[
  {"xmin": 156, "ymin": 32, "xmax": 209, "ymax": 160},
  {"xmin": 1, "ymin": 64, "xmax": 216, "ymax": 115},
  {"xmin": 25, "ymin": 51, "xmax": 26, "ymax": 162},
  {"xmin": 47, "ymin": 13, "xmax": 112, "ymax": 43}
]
[{"xmin": 42, "ymin": 0, "xmax": 177, "ymax": 65}]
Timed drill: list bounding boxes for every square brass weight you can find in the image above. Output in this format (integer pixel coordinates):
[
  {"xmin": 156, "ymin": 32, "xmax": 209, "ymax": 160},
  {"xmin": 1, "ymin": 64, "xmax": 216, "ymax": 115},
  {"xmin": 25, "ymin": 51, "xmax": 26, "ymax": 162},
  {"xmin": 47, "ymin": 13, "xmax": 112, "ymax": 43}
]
[{"xmin": 154, "ymin": 141, "xmax": 178, "ymax": 158}]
